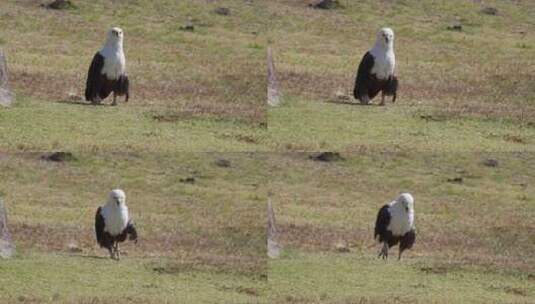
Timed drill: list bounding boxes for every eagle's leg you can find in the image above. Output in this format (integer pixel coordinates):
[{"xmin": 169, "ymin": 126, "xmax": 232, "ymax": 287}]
[
  {"xmin": 378, "ymin": 242, "xmax": 389, "ymax": 259},
  {"xmin": 125, "ymin": 92, "xmax": 129, "ymax": 103},
  {"xmin": 360, "ymin": 94, "xmax": 370, "ymax": 105},
  {"xmin": 116, "ymin": 243, "xmax": 121, "ymax": 261},
  {"xmin": 111, "ymin": 93, "xmax": 117, "ymax": 106},
  {"xmin": 398, "ymin": 247, "xmax": 403, "ymax": 260},
  {"xmin": 108, "ymin": 246, "xmax": 114, "ymax": 259},
  {"xmin": 91, "ymin": 97, "xmax": 101, "ymax": 105},
  {"xmin": 379, "ymin": 92, "xmax": 386, "ymax": 106}
]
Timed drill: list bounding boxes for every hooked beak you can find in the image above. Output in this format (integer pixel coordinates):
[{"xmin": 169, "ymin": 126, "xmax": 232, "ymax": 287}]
[{"xmin": 405, "ymin": 207, "xmax": 409, "ymax": 212}]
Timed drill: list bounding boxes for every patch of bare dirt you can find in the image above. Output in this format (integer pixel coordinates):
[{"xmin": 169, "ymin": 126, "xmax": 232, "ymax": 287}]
[
  {"xmin": 277, "ymin": 223, "xmax": 362, "ymax": 251},
  {"xmin": 10, "ymin": 69, "xmax": 266, "ymax": 124}
]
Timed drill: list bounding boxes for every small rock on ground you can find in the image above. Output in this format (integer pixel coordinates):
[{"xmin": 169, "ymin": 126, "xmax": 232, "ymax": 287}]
[
  {"xmin": 43, "ymin": 0, "xmax": 77, "ymax": 10},
  {"xmin": 67, "ymin": 242, "xmax": 83, "ymax": 253},
  {"xmin": 41, "ymin": 152, "xmax": 76, "ymax": 162},
  {"xmin": 309, "ymin": 152, "xmax": 344, "ymax": 162},
  {"xmin": 309, "ymin": 0, "xmax": 343, "ymax": 9},
  {"xmin": 214, "ymin": 7, "xmax": 231, "ymax": 16},
  {"xmin": 215, "ymin": 158, "xmax": 231, "ymax": 168},
  {"xmin": 483, "ymin": 158, "xmax": 499, "ymax": 167},
  {"xmin": 447, "ymin": 177, "xmax": 463, "ymax": 184},
  {"xmin": 179, "ymin": 177, "xmax": 196, "ymax": 184},
  {"xmin": 481, "ymin": 6, "xmax": 498, "ymax": 15},
  {"xmin": 447, "ymin": 23, "xmax": 463, "ymax": 31},
  {"xmin": 335, "ymin": 241, "xmax": 350, "ymax": 253}
]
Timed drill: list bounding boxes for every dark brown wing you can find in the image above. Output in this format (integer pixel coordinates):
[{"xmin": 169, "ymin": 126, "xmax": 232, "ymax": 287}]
[
  {"xmin": 115, "ymin": 75, "xmax": 130, "ymax": 101},
  {"xmin": 374, "ymin": 204, "xmax": 391, "ymax": 242},
  {"xmin": 85, "ymin": 52, "xmax": 105, "ymax": 102},
  {"xmin": 125, "ymin": 219, "xmax": 138, "ymax": 243},
  {"xmin": 95, "ymin": 207, "xmax": 111, "ymax": 249},
  {"xmin": 353, "ymin": 51, "xmax": 375, "ymax": 101}
]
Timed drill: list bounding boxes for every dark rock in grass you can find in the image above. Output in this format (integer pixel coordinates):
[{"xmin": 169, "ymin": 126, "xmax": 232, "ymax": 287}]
[
  {"xmin": 179, "ymin": 24, "xmax": 195, "ymax": 32},
  {"xmin": 179, "ymin": 18, "xmax": 195, "ymax": 32},
  {"xmin": 214, "ymin": 7, "xmax": 231, "ymax": 16},
  {"xmin": 447, "ymin": 23, "xmax": 463, "ymax": 31},
  {"xmin": 481, "ymin": 6, "xmax": 498, "ymax": 16},
  {"xmin": 447, "ymin": 177, "xmax": 463, "ymax": 184},
  {"xmin": 43, "ymin": 0, "xmax": 77, "ymax": 10},
  {"xmin": 309, "ymin": 0, "xmax": 343, "ymax": 9},
  {"xmin": 482, "ymin": 158, "xmax": 499, "ymax": 167},
  {"xmin": 179, "ymin": 177, "xmax": 196, "ymax": 184},
  {"xmin": 0, "ymin": 49, "xmax": 13, "ymax": 107},
  {"xmin": 309, "ymin": 152, "xmax": 344, "ymax": 162},
  {"xmin": 0, "ymin": 198, "xmax": 15, "ymax": 259},
  {"xmin": 215, "ymin": 158, "xmax": 231, "ymax": 168},
  {"xmin": 41, "ymin": 152, "xmax": 76, "ymax": 162}
]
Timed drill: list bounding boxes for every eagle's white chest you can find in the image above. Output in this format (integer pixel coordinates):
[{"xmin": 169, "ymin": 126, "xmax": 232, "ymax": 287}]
[
  {"xmin": 387, "ymin": 208, "xmax": 413, "ymax": 236},
  {"xmin": 100, "ymin": 47, "xmax": 126, "ymax": 80},
  {"xmin": 102, "ymin": 205, "xmax": 129, "ymax": 236},
  {"xmin": 370, "ymin": 50, "xmax": 395, "ymax": 80}
]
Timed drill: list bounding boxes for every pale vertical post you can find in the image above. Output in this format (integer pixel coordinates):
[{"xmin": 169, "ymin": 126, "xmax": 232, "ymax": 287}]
[
  {"xmin": 0, "ymin": 198, "xmax": 16, "ymax": 258},
  {"xmin": 267, "ymin": 47, "xmax": 281, "ymax": 107},
  {"xmin": 0, "ymin": 49, "xmax": 13, "ymax": 107},
  {"xmin": 267, "ymin": 196, "xmax": 281, "ymax": 258}
]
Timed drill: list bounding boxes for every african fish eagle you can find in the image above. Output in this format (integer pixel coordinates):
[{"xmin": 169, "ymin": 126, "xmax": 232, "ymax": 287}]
[
  {"xmin": 374, "ymin": 193, "xmax": 416, "ymax": 260},
  {"xmin": 353, "ymin": 27, "xmax": 398, "ymax": 105},
  {"xmin": 85, "ymin": 27, "xmax": 130, "ymax": 106},
  {"xmin": 95, "ymin": 189, "xmax": 137, "ymax": 260}
]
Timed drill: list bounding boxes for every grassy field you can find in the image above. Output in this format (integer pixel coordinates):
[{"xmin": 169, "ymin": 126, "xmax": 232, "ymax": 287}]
[
  {"xmin": 0, "ymin": 0, "xmax": 268, "ymax": 152},
  {"xmin": 267, "ymin": 0, "xmax": 535, "ymax": 151},
  {"xmin": 267, "ymin": 152, "xmax": 535, "ymax": 303},
  {"xmin": 0, "ymin": 152, "xmax": 266, "ymax": 303},
  {"xmin": 2, "ymin": 1, "xmax": 535, "ymax": 303}
]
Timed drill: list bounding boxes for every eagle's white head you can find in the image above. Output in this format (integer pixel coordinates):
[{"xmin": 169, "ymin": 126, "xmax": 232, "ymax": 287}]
[
  {"xmin": 396, "ymin": 193, "xmax": 414, "ymax": 213},
  {"xmin": 107, "ymin": 189, "xmax": 126, "ymax": 207},
  {"xmin": 103, "ymin": 27, "xmax": 124, "ymax": 49},
  {"xmin": 375, "ymin": 27, "xmax": 394, "ymax": 49}
]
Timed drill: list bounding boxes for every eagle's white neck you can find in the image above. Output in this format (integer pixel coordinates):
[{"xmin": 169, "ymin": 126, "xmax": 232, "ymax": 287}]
[
  {"xmin": 99, "ymin": 38, "xmax": 126, "ymax": 80},
  {"xmin": 387, "ymin": 200, "xmax": 414, "ymax": 236},
  {"xmin": 102, "ymin": 37, "xmax": 123, "ymax": 53},
  {"xmin": 369, "ymin": 40, "xmax": 395, "ymax": 80},
  {"xmin": 102, "ymin": 201, "xmax": 129, "ymax": 236},
  {"xmin": 370, "ymin": 39, "xmax": 394, "ymax": 59}
]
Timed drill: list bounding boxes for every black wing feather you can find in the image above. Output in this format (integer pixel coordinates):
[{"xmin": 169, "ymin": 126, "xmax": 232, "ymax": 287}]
[
  {"xmin": 95, "ymin": 207, "xmax": 110, "ymax": 248},
  {"xmin": 384, "ymin": 76, "xmax": 398, "ymax": 102},
  {"xmin": 374, "ymin": 204, "xmax": 391, "ymax": 242},
  {"xmin": 125, "ymin": 219, "xmax": 138, "ymax": 243},
  {"xmin": 400, "ymin": 228, "xmax": 416, "ymax": 252},
  {"xmin": 116, "ymin": 75, "xmax": 130, "ymax": 101},
  {"xmin": 353, "ymin": 52, "xmax": 375, "ymax": 101},
  {"xmin": 85, "ymin": 52, "xmax": 105, "ymax": 102}
]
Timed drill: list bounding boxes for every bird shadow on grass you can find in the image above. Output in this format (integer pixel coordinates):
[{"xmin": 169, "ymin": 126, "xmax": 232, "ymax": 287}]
[
  {"xmin": 324, "ymin": 99, "xmax": 375, "ymax": 106},
  {"xmin": 55, "ymin": 99, "xmax": 110, "ymax": 107},
  {"xmin": 71, "ymin": 254, "xmax": 110, "ymax": 260}
]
